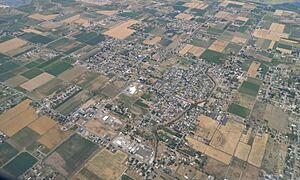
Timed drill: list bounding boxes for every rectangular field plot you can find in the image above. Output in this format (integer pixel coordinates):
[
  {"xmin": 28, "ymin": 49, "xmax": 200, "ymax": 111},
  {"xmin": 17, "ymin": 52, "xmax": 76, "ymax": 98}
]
[
  {"xmin": 21, "ymin": 68, "xmax": 43, "ymax": 79},
  {"xmin": 228, "ymin": 103, "xmax": 251, "ymax": 118},
  {"xmin": 43, "ymin": 61, "xmax": 72, "ymax": 76},
  {"xmin": 76, "ymin": 149, "xmax": 128, "ymax": 180},
  {"xmin": 0, "ymin": 142, "xmax": 19, "ymax": 167},
  {"xmin": 20, "ymin": 32, "xmax": 54, "ymax": 44},
  {"xmin": 248, "ymin": 134, "xmax": 268, "ymax": 167},
  {"xmin": 38, "ymin": 124, "xmax": 72, "ymax": 150},
  {"xmin": 28, "ymin": 116, "xmax": 57, "ymax": 135},
  {"xmin": 200, "ymin": 49, "xmax": 225, "ymax": 64},
  {"xmin": 0, "ymin": 61, "xmax": 20, "ymax": 74},
  {"xmin": 9, "ymin": 127, "xmax": 40, "ymax": 149},
  {"xmin": 3, "ymin": 152, "xmax": 37, "ymax": 178},
  {"xmin": 239, "ymin": 78, "xmax": 261, "ymax": 97},
  {"xmin": 0, "ymin": 107, "xmax": 39, "ymax": 137},
  {"xmin": 45, "ymin": 133, "xmax": 98, "ymax": 177},
  {"xmin": 103, "ymin": 19, "xmax": 139, "ymax": 40},
  {"xmin": 20, "ymin": 72, "xmax": 55, "ymax": 92},
  {"xmin": 74, "ymin": 31, "xmax": 105, "ymax": 46},
  {"xmin": 0, "ymin": 38, "xmax": 27, "ymax": 53}
]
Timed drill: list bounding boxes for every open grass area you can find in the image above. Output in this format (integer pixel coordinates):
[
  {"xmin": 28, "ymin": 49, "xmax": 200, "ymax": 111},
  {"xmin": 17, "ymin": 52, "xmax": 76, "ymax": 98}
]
[
  {"xmin": 43, "ymin": 61, "xmax": 72, "ymax": 76},
  {"xmin": 10, "ymin": 127, "xmax": 40, "ymax": 149},
  {"xmin": 239, "ymin": 78, "xmax": 261, "ymax": 97},
  {"xmin": 0, "ymin": 142, "xmax": 19, "ymax": 166},
  {"xmin": 228, "ymin": 103, "xmax": 251, "ymax": 118},
  {"xmin": 74, "ymin": 31, "xmax": 105, "ymax": 46},
  {"xmin": 3, "ymin": 152, "xmax": 37, "ymax": 177},
  {"xmin": 45, "ymin": 133, "xmax": 98, "ymax": 176},
  {"xmin": 200, "ymin": 49, "xmax": 225, "ymax": 64},
  {"xmin": 21, "ymin": 68, "xmax": 43, "ymax": 79},
  {"xmin": 0, "ymin": 61, "xmax": 20, "ymax": 74},
  {"xmin": 20, "ymin": 33, "xmax": 53, "ymax": 44}
]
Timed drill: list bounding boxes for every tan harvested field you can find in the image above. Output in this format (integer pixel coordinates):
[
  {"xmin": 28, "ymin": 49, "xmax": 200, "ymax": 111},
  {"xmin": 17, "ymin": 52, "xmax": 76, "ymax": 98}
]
[
  {"xmin": 38, "ymin": 124, "xmax": 72, "ymax": 149},
  {"xmin": 215, "ymin": 11, "xmax": 235, "ymax": 21},
  {"xmin": 269, "ymin": 40, "xmax": 276, "ymax": 49},
  {"xmin": 269, "ymin": 23, "xmax": 285, "ymax": 33},
  {"xmin": 96, "ymin": 10, "xmax": 118, "ymax": 16},
  {"xmin": 143, "ymin": 36, "xmax": 162, "ymax": 45},
  {"xmin": 234, "ymin": 142, "xmax": 251, "ymax": 161},
  {"xmin": 23, "ymin": 28, "xmax": 45, "ymax": 35},
  {"xmin": 236, "ymin": 16, "xmax": 249, "ymax": 22},
  {"xmin": 85, "ymin": 75, "xmax": 109, "ymax": 92},
  {"xmin": 231, "ymin": 36, "xmax": 247, "ymax": 44},
  {"xmin": 253, "ymin": 26, "xmax": 289, "ymax": 41},
  {"xmin": 222, "ymin": 0, "xmax": 245, "ymax": 6},
  {"xmin": 28, "ymin": 116, "xmax": 57, "ymax": 135},
  {"xmin": 175, "ymin": 13, "xmax": 193, "ymax": 20},
  {"xmin": 61, "ymin": 14, "xmax": 81, "ymax": 24},
  {"xmin": 247, "ymin": 61, "xmax": 260, "ymax": 77},
  {"xmin": 278, "ymin": 143, "xmax": 288, "ymax": 175},
  {"xmin": 186, "ymin": 135, "xmax": 208, "ymax": 153},
  {"xmin": 208, "ymin": 40, "xmax": 228, "ymax": 52},
  {"xmin": 0, "ymin": 108, "xmax": 38, "ymax": 137},
  {"xmin": 195, "ymin": 115, "xmax": 219, "ymax": 141},
  {"xmin": 179, "ymin": 44, "xmax": 193, "ymax": 55},
  {"xmin": 240, "ymin": 128, "xmax": 252, "ymax": 144},
  {"xmin": 5, "ymin": 75, "xmax": 28, "ymax": 88},
  {"xmin": 29, "ymin": 13, "xmax": 58, "ymax": 21},
  {"xmin": 184, "ymin": 2, "xmax": 208, "ymax": 9},
  {"xmin": 41, "ymin": 21, "xmax": 61, "ymax": 29},
  {"xmin": 274, "ymin": 9, "xmax": 284, "ymax": 16},
  {"xmin": 103, "ymin": 19, "xmax": 139, "ymax": 40},
  {"xmin": 76, "ymin": 149, "xmax": 128, "ymax": 180},
  {"xmin": 74, "ymin": 18, "xmax": 90, "ymax": 27},
  {"xmin": 20, "ymin": 72, "xmax": 55, "ymax": 92},
  {"xmin": 205, "ymin": 146, "xmax": 232, "ymax": 165},
  {"xmin": 247, "ymin": 133, "xmax": 268, "ymax": 167},
  {"xmin": 0, "ymin": 38, "xmax": 27, "ymax": 53},
  {"xmin": 84, "ymin": 118, "xmax": 116, "ymax": 138},
  {"xmin": 263, "ymin": 104, "xmax": 289, "ymax": 132},
  {"xmin": 58, "ymin": 66, "xmax": 86, "ymax": 82},
  {"xmin": 277, "ymin": 47, "xmax": 292, "ymax": 54},
  {"xmin": 210, "ymin": 119, "xmax": 244, "ymax": 155},
  {"xmin": 189, "ymin": 46, "xmax": 205, "ymax": 57},
  {"xmin": 0, "ymin": 99, "xmax": 31, "ymax": 127}
]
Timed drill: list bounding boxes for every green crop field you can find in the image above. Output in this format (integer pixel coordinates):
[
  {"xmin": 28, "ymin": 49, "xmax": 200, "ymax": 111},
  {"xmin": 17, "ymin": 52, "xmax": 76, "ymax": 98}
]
[
  {"xmin": 228, "ymin": 103, "xmax": 251, "ymax": 118},
  {"xmin": 47, "ymin": 38, "xmax": 73, "ymax": 49},
  {"xmin": 0, "ymin": 142, "xmax": 19, "ymax": 166},
  {"xmin": 20, "ymin": 33, "xmax": 53, "ymax": 44},
  {"xmin": 0, "ymin": 53, "xmax": 11, "ymax": 64},
  {"xmin": 44, "ymin": 61, "xmax": 72, "ymax": 76},
  {"xmin": 200, "ymin": 49, "xmax": 225, "ymax": 64},
  {"xmin": 3, "ymin": 152, "xmax": 37, "ymax": 177},
  {"xmin": 46, "ymin": 133, "xmax": 98, "ymax": 176},
  {"xmin": 0, "ymin": 61, "xmax": 20, "ymax": 74},
  {"xmin": 74, "ymin": 31, "xmax": 105, "ymax": 46},
  {"xmin": 21, "ymin": 68, "xmax": 43, "ymax": 79},
  {"xmin": 239, "ymin": 78, "xmax": 261, "ymax": 97},
  {"xmin": 24, "ymin": 61, "xmax": 40, "ymax": 69},
  {"xmin": 10, "ymin": 127, "xmax": 40, "ymax": 149}
]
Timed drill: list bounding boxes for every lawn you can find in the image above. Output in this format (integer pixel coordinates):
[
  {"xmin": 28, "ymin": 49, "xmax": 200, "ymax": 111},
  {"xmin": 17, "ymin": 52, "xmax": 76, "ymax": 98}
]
[{"xmin": 228, "ymin": 103, "xmax": 251, "ymax": 118}]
